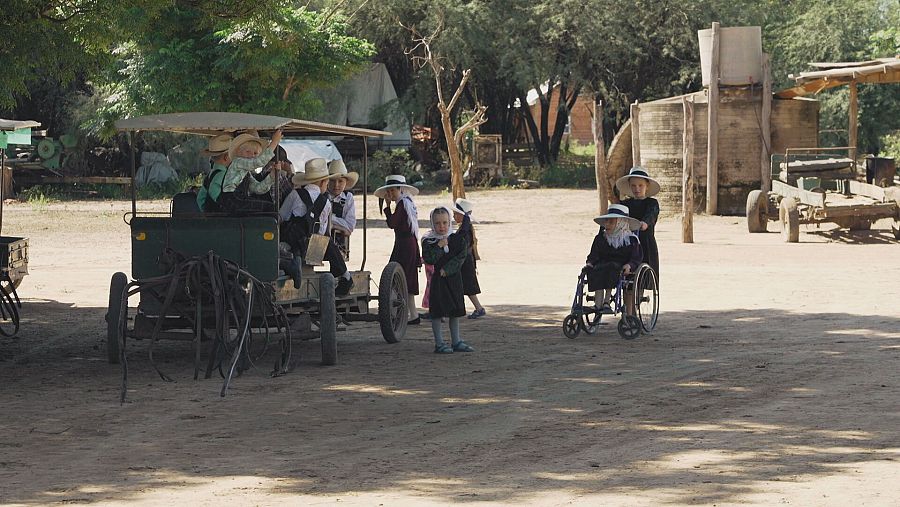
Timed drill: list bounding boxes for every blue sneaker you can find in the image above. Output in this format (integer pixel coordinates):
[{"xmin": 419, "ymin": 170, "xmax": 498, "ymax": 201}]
[{"xmin": 467, "ymin": 308, "xmax": 486, "ymax": 319}]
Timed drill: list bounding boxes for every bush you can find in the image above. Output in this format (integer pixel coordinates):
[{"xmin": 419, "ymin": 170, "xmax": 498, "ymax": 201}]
[{"xmin": 348, "ymin": 149, "xmax": 418, "ymax": 191}]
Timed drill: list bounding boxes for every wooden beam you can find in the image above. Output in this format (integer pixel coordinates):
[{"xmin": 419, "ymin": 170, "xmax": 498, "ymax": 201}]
[
  {"xmin": 849, "ymin": 80, "xmax": 858, "ymax": 162},
  {"xmin": 760, "ymin": 53, "xmax": 772, "ymax": 193},
  {"xmin": 682, "ymin": 96, "xmax": 695, "ymax": 243},
  {"xmin": 772, "ymin": 179, "xmax": 825, "ymax": 208},
  {"xmin": 592, "ymin": 97, "xmax": 609, "ymax": 214},
  {"xmin": 630, "ymin": 101, "xmax": 641, "ymax": 167},
  {"xmin": 847, "ymin": 179, "xmax": 886, "ymax": 201},
  {"xmin": 15, "ymin": 176, "xmax": 133, "ymax": 185},
  {"xmin": 706, "ymin": 21, "xmax": 720, "ymax": 215}
]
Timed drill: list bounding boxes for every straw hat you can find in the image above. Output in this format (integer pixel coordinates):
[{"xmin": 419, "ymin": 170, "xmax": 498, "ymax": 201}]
[
  {"xmin": 228, "ymin": 132, "xmax": 267, "ymax": 160},
  {"xmin": 374, "ymin": 175, "xmax": 419, "ymax": 198},
  {"xmin": 593, "ymin": 203, "xmax": 641, "ymax": 230},
  {"xmin": 615, "ymin": 166, "xmax": 661, "ymax": 198},
  {"xmin": 291, "ymin": 158, "xmax": 333, "ymax": 186},
  {"xmin": 451, "ymin": 197, "xmax": 474, "ymax": 215},
  {"xmin": 328, "ymin": 159, "xmax": 359, "ymax": 188},
  {"xmin": 200, "ymin": 134, "xmax": 233, "ymax": 156}
]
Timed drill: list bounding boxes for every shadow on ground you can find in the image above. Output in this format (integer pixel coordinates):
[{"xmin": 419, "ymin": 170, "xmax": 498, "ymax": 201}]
[{"xmin": 1, "ymin": 301, "xmax": 898, "ymax": 504}]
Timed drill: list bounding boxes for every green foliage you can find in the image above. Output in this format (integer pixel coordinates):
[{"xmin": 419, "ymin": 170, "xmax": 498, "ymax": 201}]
[
  {"xmin": 881, "ymin": 131, "xmax": 900, "ymax": 161},
  {"xmin": 349, "ymin": 149, "xmax": 418, "ymax": 191}
]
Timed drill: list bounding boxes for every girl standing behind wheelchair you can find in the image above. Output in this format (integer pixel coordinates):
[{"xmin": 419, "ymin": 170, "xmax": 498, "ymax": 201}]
[
  {"xmin": 584, "ymin": 204, "xmax": 643, "ymax": 314},
  {"xmin": 616, "ymin": 167, "xmax": 660, "ymax": 280}
]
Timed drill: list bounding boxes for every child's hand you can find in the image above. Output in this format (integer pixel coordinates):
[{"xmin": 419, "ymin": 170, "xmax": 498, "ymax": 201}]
[
  {"xmin": 622, "ymin": 264, "xmax": 632, "ymax": 275},
  {"xmin": 582, "ymin": 263, "xmax": 593, "ymax": 271},
  {"xmin": 640, "ymin": 221, "xmax": 648, "ymax": 231},
  {"xmin": 440, "ymin": 269, "xmax": 448, "ymax": 277},
  {"xmin": 271, "ymin": 129, "xmax": 283, "ymax": 145},
  {"xmin": 438, "ymin": 239, "xmax": 448, "ymax": 248}
]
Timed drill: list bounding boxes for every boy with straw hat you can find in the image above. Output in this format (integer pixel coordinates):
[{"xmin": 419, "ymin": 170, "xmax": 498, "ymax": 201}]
[
  {"xmin": 196, "ymin": 134, "xmax": 232, "ymax": 211},
  {"xmin": 326, "ymin": 159, "xmax": 359, "ymax": 259},
  {"xmin": 217, "ymin": 130, "xmax": 287, "ymax": 213},
  {"xmin": 583, "ymin": 204, "xmax": 642, "ymax": 314}
]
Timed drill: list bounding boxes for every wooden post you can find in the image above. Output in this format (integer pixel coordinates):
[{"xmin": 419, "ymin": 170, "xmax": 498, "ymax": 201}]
[
  {"xmin": 630, "ymin": 100, "xmax": 641, "ymax": 167},
  {"xmin": 706, "ymin": 21, "xmax": 720, "ymax": 215},
  {"xmin": 682, "ymin": 96, "xmax": 695, "ymax": 243},
  {"xmin": 592, "ymin": 97, "xmax": 609, "ymax": 214},
  {"xmin": 849, "ymin": 80, "xmax": 858, "ymax": 163},
  {"xmin": 760, "ymin": 53, "xmax": 772, "ymax": 193}
]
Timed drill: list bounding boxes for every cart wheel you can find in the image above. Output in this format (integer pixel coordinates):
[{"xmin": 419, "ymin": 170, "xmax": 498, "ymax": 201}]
[
  {"xmin": 319, "ymin": 273, "xmax": 337, "ymax": 366},
  {"xmin": 563, "ymin": 314, "xmax": 581, "ymax": 339},
  {"xmin": 746, "ymin": 190, "xmax": 768, "ymax": 233},
  {"xmin": 582, "ymin": 312, "xmax": 601, "ymax": 335},
  {"xmin": 849, "ymin": 219, "xmax": 872, "ymax": 231},
  {"xmin": 106, "ymin": 272, "xmax": 128, "ymax": 364},
  {"xmin": 0, "ymin": 277, "xmax": 22, "ymax": 292},
  {"xmin": 378, "ymin": 262, "xmax": 407, "ymax": 344},
  {"xmin": 892, "ymin": 220, "xmax": 900, "ymax": 240},
  {"xmin": 632, "ymin": 264, "xmax": 659, "ymax": 333},
  {"xmin": 617, "ymin": 315, "xmax": 641, "ymax": 340},
  {"xmin": 779, "ymin": 198, "xmax": 800, "ymax": 243}
]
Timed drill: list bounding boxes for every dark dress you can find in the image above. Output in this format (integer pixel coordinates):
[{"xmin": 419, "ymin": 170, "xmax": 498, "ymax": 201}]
[
  {"xmin": 456, "ymin": 215, "xmax": 481, "ymax": 295},
  {"xmin": 585, "ymin": 230, "xmax": 642, "ymax": 291},
  {"xmin": 421, "ymin": 234, "xmax": 468, "ymax": 318},
  {"xmin": 385, "ymin": 199, "xmax": 421, "ymax": 294},
  {"xmin": 622, "ymin": 197, "xmax": 660, "ymax": 279}
]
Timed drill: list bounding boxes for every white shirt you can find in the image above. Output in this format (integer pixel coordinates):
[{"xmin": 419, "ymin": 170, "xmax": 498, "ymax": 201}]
[
  {"xmin": 329, "ymin": 191, "xmax": 356, "ymax": 234},
  {"xmin": 279, "ymin": 184, "xmax": 330, "ymax": 235}
]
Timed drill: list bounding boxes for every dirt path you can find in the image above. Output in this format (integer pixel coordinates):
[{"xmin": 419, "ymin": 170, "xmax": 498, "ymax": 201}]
[{"xmin": 1, "ymin": 189, "xmax": 898, "ymax": 506}]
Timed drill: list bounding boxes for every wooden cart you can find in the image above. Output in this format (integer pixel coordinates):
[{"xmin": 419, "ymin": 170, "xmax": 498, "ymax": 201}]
[{"xmin": 747, "ymin": 147, "xmax": 900, "ymax": 242}]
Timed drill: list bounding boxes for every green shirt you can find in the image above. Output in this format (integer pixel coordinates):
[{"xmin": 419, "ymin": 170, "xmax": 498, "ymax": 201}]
[
  {"xmin": 222, "ymin": 147, "xmax": 276, "ymax": 194},
  {"xmin": 196, "ymin": 161, "xmax": 228, "ymax": 210}
]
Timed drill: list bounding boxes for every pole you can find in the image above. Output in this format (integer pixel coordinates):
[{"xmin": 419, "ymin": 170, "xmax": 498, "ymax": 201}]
[
  {"xmin": 0, "ymin": 149, "xmax": 5, "ymax": 236},
  {"xmin": 849, "ymin": 80, "xmax": 858, "ymax": 164},
  {"xmin": 760, "ymin": 53, "xmax": 772, "ymax": 193},
  {"xmin": 682, "ymin": 96, "xmax": 695, "ymax": 243},
  {"xmin": 361, "ymin": 136, "xmax": 368, "ymax": 272},
  {"xmin": 706, "ymin": 21, "xmax": 720, "ymax": 215},
  {"xmin": 592, "ymin": 97, "xmax": 609, "ymax": 214},
  {"xmin": 630, "ymin": 100, "xmax": 641, "ymax": 167}
]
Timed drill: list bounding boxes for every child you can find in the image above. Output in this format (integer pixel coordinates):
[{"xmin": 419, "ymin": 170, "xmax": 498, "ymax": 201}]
[
  {"xmin": 218, "ymin": 130, "xmax": 287, "ymax": 214},
  {"xmin": 584, "ymin": 204, "xmax": 642, "ymax": 313},
  {"xmin": 375, "ymin": 175, "xmax": 422, "ymax": 324},
  {"xmin": 422, "ymin": 207, "xmax": 474, "ymax": 353},
  {"xmin": 196, "ymin": 134, "xmax": 233, "ymax": 211},
  {"xmin": 451, "ymin": 198, "xmax": 486, "ymax": 319},
  {"xmin": 326, "ymin": 159, "xmax": 359, "ymax": 260},
  {"xmin": 616, "ymin": 166, "xmax": 660, "ymax": 279}
]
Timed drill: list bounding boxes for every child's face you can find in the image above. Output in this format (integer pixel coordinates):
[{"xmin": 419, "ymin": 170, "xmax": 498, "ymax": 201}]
[
  {"xmin": 385, "ymin": 187, "xmax": 401, "ymax": 202},
  {"xmin": 433, "ymin": 212, "xmax": 450, "ymax": 236},
  {"xmin": 329, "ymin": 177, "xmax": 347, "ymax": 195},
  {"xmin": 453, "ymin": 211, "xmax": 464, "ymax": 224},
  {"xmin": 603, "ymin": 217, "xmax": 619, "ymax": 230},
  {"xmin": 236, "ymin": 142, "xmax": 261, "ymax": 159},
  {"xmin": 629, "ymin": 177, "xmax": 647, "ymax": 199}
]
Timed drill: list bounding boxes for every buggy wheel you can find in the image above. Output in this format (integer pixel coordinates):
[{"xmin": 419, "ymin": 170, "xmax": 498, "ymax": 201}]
[
  {"xmin": 378, "ymin": 262, "xmax": 407, "ymax": 344},
  {"xmin": 632, "ymin": 264, "xmax": 659, "ymax": 333},
  {"xmin": 746, "ymin": 190, "xmax": 768, "ymax": 233},
  {"xmin": 563, "ymin": 314, "xmax": 581, "ymax": 339},
  {"xmin": 106, "ymin": 272, "xmax": 128, "ymax": 364},
  {"xmin": 779, "ymin": 198, "xmax": 800, "ymax": 243},
  {"xmin": 0, "ymin": 277, "xmax": 22, "ymax": 292},
  {"xmin": 617, "ymin": 315, "xmax": 641, "ymax": 340},
  {"xmin": 319, "ymin": 274, "xmax": 337, "ymax": 366},
  {"xmin": 892, "ymin": 219, "xmax": 900, "ymax": 240}
]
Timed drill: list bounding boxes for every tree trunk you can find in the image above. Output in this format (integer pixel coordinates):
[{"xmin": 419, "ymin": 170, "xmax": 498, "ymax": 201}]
[{"xmin": 440, "ymin": 111, "xmax": 466, "ymax": 200}]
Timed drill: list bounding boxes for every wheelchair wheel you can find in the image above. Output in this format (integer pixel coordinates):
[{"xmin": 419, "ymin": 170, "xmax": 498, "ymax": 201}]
[
  {"xmin": 617, "ymin": 315, "xmax": 641, "ymax": 340},
  {"xmin": 632, "ymin": 264, "xmax": 659, "ymax": 333},
  {"xmin": 563, "ymin": 314, "xmax": 581, "ymax": 339}
]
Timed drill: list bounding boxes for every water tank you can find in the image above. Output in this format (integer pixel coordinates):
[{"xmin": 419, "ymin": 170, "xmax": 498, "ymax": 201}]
[{"xmin": 698, "ymin": 26, "xmax": 762, "ymax": 86}]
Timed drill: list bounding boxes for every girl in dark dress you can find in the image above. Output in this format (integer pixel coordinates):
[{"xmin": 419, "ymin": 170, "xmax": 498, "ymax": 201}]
[
  {"xmin": 422, "ymin": 207, "xmax": 474, "ymax": 353},
  {"xmin": 584, "ymin": 204, "xmax": 643, "ymax": 313},
  {"xmin": 616, "ymin": 167, "xmax": 660, "ymax": 280},
  {"xmin": 376, "ymin": 175, "xmax": 422, "ymax": 324},
  {"xmin": 451, "ymin": 198, "xmax": 486, "ymax": 319}
]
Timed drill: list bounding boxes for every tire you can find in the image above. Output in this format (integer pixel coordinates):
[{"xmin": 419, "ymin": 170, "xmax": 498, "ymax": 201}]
[
  {"xmin": 632, "ymin": 264, "xmax": 659, "ymax": 333},
  {"xmin": 746, "ymin": 190, "xmax": 767, "ymax": 233},
  {"xmin": 106, "ymin": 272, "xmax": 128, "ymax": 364},
  {"xmin": 779, "ymin": 198, "xmax": 800, "ymax": 243},
  {"xmin": 892, "ymin": 219, "xmax": 900, "ymax": 240},
  {"xmin": 378, "ymin": 262, "xmax": 407, "ymax": 344},
  {"xmin": 318, "ymin": 273, "xmax": 337, "ymax": 366},
  {"xmin": 617, "ymin": 315, "xmax": 641, "ymax": 340},
  {"xmin": 563, "ymin": 314, "xmax": 581, "ymax": 339}
]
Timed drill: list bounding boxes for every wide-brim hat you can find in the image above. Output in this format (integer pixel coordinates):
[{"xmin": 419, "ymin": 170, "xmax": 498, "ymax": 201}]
[
  {"xmin": 291, "ymin": 158, "xmax": 333, "ymax": 186},
  {"xmin": 200, "ymin": 134, "xmax": 233, "ymax": 156},
  {"xmin": 374, "ymin": 174, "xmax": 419, "ymax": 198},
  {"xmin": 615, "ymin": 166, "xmax": 661, "ymax": 198},
  {"xmin": 228, "ymin": 132, "xmax": 267, "ymax": 160},
  {"xmin": 328, "ymin": 159, "xmax": 359, "ymax": 188},
  {"xmin": 593, "ymin": 203, "xmax": 641, "ymax": 230},
  {"xmin": 451, "ymin": 197, "xmax": 474, "ymax": 215}
]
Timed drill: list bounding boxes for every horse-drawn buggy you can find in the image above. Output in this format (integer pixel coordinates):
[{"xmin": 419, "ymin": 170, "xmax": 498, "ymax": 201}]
[{"xmin": 106, "ymin": 113, "xmax": 409, "ymax": 388}]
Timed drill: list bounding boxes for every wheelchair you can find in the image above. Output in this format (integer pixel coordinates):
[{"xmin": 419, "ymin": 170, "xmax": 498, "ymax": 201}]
[{"xmin": 563, "ymin": 263, "xmax": 659, "ymax": 340}]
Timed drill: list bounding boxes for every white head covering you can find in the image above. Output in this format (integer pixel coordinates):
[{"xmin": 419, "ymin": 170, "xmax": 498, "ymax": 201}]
[
  {"xmin": 422, "ymin": 206, "xmax": 453, "ymax": 252},
  {"xmin": 399, "ymin": 192, "xmax": 419, "ymax": 238}
]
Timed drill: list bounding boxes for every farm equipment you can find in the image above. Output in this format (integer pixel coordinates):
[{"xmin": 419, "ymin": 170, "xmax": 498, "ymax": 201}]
[{"xmin": 747, "ymin": 147, "xmax": 900, "ymax": 242}]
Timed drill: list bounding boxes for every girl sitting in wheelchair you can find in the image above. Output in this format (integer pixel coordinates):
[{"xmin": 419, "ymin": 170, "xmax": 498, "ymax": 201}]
[{"xmin": 584, "ymin": 204, "xmax": 642, "ymax": 314}]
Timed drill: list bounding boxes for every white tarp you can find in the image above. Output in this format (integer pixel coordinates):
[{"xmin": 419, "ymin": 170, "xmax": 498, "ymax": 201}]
[
  {"xmin": 319, "ymin": 63, "xmax": 411, "ymax": 146},
  {"xmin": 280, "ymin": 140, "xmax": 343, "ymax": 171},
  {"xmin": 135, "ymin": 152, "xmax": 178, "ymax": 186}
]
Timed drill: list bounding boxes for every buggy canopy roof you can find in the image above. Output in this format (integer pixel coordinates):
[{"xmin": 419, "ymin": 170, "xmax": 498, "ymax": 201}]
[
  {"xmin": 115, "ymin": 112, "xmax": 390, "ymax": 137},
  {"xmin": 776, "ymin": 57, "xmax": 900, "ymax": 98},
  {"xmin": 0, "ymin": 119, "xmax": 41, "ymax": 131}
]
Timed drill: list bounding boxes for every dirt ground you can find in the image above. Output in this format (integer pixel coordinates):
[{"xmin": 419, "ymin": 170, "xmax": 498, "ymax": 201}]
[{"xmin": 1, "ymin": 188, "xmax": 898, "ymax": 506}]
